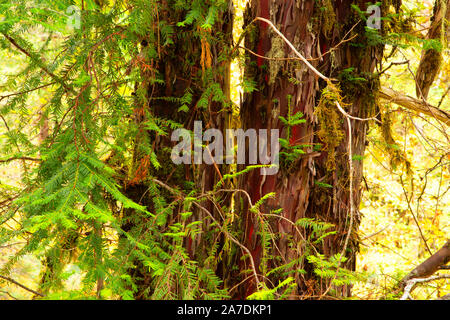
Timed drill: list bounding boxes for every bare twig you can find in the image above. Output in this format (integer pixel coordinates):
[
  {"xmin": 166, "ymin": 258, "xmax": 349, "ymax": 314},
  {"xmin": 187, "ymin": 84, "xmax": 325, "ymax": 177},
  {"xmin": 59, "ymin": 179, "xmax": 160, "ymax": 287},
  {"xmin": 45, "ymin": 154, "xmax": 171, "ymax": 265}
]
[
  {"xmin": 0, "ymin": 275, "xmax": 44, "ymax": 297},
  {"xmin": 379, "ymin": 86, "xmax": 450, "ymax": 126},
  {"xmin": 0, "ymin": 242, "xmax": 25, "ymax": 249},
  {"xmin": 1, "ymin": 33, "xmax": 73, "ymax": 94},
  {"xmin": 361, "ymin": 225, "xmax": 390, "ymax": 241},
  {"xmin": 400, "ymin": 274, "xmax": 450, "ymax": 300},
  {"xmin": 399, "ymin": 175, "xmax": 433, "ymax": 256},
  {"xmin": 254, "ymin": 17, "xmax": 328, "ymax": 81},
  {"xmin": 436, "ymin": 86, "xmax": 450, "ymax": 109},
  {"xmin": 378, "ymin": 60, "xmax": 409, "ymax": 75},
  {"xmin": 0, "ymin": 289, "xmax": 19, "ymax": 300},
  {"xmin": 0, "ymin": 82, "xmax": 56, "ymax": 103},
  {"xmin": 0, "ymin": 157, "xmax": 41, "ymax": 163}
]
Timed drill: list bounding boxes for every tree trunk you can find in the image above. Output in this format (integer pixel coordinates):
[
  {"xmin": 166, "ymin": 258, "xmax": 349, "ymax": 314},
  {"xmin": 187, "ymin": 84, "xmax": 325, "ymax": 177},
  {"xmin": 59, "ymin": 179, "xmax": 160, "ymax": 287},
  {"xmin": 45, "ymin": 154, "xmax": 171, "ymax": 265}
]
[
  {"xmin": 119, "ymin": 2, "xmax": 233, "ymax": 299},
  {"xmin": 236, "ymin": 0, "xmax": 386, "ymax": 298},
  {"xmin": 415, "ymin": 0, "xmax": 450, "ymax": 99}
]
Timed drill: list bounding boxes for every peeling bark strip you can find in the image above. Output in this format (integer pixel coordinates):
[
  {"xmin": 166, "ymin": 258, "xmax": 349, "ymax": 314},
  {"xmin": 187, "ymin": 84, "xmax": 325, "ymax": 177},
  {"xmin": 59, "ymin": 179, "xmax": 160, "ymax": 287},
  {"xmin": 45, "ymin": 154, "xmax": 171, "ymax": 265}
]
[
  {"xmin": 399, "ymin": 240, "xmax": 450, "ymax": 290},
  {"xmin": 379, "ymin": 86, "xmax": 450, "ymax": 126}
]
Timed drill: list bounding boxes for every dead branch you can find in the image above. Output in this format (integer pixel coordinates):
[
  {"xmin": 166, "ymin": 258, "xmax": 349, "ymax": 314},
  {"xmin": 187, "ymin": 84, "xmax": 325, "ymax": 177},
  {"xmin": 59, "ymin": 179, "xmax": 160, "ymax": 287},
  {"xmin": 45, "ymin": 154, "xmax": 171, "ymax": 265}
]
[
  {"xmin": 0, "ymin": 275, "xmax": 44, "ymax": 297},
  {"xmin": 0, "ymin": 157, "xmax": 41, "ymax": 163},
  {"xmin": 399, "ymin": 240, "xmax": 450, "ymax": 290},
  {"xmin": 151, "ymin": 178, "xmax": 261, "ymax": 289},
  {"xmin": 379, "ymin": 86, "xmax": 450, "ymax": 126},
  {"xmin": 400, "ymin": 274, "xmax": 450, "ymax": 300}
]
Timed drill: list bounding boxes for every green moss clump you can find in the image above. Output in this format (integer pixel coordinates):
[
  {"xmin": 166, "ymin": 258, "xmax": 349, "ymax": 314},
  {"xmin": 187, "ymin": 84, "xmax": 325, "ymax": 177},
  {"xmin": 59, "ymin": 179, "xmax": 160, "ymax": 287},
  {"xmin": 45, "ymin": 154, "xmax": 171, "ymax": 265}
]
[
  {"xmin": 267, "ymin": 35, "xmax": 286, "ymax": 84},
  {"xmin": 379, "ymin": 109, "xmax": 411, "ymax": 174},
  {"xmin": 318, "ymin": 0, "xmax": 336, "ymax": 38},
  {"xmin": 315, "ymin": 83, "xmax": 345, "ymax": 171}
]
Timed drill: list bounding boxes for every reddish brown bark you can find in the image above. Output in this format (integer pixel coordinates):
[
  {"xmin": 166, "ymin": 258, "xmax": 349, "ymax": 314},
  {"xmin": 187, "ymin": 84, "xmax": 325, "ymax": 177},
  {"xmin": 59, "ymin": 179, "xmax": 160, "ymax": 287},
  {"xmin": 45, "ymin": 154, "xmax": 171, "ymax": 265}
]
[{"xmin": 236, "ymin": 0, "xmax": 385, "ymax": 298}]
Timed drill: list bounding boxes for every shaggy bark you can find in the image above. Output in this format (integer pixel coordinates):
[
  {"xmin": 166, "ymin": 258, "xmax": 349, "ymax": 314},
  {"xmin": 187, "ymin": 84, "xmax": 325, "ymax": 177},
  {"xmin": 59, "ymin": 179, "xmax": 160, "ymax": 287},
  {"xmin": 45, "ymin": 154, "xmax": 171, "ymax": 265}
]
[
  {"xmin": 236, "ymin": 0, "xmax": 386, "ymax": 298},
  {"xmin": 120, "ymin": 3, "xmax": 233, "ymax": 299}
]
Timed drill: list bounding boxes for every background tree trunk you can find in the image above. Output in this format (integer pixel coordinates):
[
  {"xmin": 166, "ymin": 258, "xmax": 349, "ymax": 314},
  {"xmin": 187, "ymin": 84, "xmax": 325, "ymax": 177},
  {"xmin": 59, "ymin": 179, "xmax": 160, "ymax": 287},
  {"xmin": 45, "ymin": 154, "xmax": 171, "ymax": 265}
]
[{"xmin": 415, "ymin": 0, "xmax": 450, "ymax": 99}]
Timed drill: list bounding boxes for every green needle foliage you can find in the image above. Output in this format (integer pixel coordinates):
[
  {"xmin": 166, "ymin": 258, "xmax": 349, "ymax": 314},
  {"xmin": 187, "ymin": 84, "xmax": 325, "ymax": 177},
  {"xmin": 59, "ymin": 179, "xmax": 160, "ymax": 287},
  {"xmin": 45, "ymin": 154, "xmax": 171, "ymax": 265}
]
[{"xmin": 0, "ymin": 0, "xmax": 234, "ymax": 299}]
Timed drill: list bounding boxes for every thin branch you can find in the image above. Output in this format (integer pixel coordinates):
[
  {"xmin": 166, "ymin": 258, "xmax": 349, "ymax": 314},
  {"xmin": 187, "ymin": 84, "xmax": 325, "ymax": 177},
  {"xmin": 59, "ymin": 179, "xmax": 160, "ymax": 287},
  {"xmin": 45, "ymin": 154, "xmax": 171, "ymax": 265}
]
[
  {"xmin": 238, "ymin": 46, "xmax": 298, "ymax": 61},
  {"xmin": 239, "ymin": 22, "xmax": 358, "ymax": 63},
  {"xmin": 262, "ymin": 213, "xmax": 320, "ymax": 256},
  {"xmin": 151, "ymin": 179, "xmax": 261, "ymax": 289},
  {"xmin": 309, "ymin": 22, "xmax": 360, "ymax": 61},
  {"xmin": 379, "ymin": 86, "xmax": 450, "ymax": 126},
  {"xmin": 0, "ymin": 82, "xmax": 56, "ymax": 103},
  {"xmin": 0, "ymin": 289, "xmax": 19, "ymax": 300},
  {"xmin": 361, "ymin": 225, "xmax": 390, "ymax": 241},
  {"xmin": 0, "ymin": 157, "xmax": 41, "ymax": 163},
  {"xmin": 378, "ymin": 60, "xmax": 409, "ymax": 75},
  {"xmin": 1, "ymin": 33, "xmax": 73, "ymax": 94},
  {"xmin": 254, "ymin": 17, "xmax": 328, "ymax": 81},
  {"xmin": 334, "ymin": 100, "xmax": 381, "ymax": 123},
  {"xmin": 0, "ymin": 242, "xmax": 25, "ymax": 249},
  {"xmin": 437, "ymin": 85, "xmax": 450, "ymax": 109},
  {"xmin": 399, "ymin": 175, "xmax": 433, "ymax": 256},
  {"xmin": 0, "ymin": 275, "xmax": 44, "ymax": 297},
  {"xmin": 400, "ymin": 274, "xmax": 450, "ymax": 300}
]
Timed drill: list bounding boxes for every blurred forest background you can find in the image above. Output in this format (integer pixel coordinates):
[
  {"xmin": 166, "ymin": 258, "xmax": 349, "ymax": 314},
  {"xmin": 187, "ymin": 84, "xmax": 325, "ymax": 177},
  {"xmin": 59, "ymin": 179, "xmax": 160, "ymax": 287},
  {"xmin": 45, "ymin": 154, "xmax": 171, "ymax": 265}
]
[{"xmin": 0, "ymin": 0, "xmax": 448, "ymax": 300}]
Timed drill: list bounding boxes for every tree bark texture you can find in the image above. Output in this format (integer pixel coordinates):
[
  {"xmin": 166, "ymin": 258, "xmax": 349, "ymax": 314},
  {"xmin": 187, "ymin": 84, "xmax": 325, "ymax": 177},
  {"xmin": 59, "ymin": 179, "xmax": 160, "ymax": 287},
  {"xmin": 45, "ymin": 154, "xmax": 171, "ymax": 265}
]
[
  {"xmin": 415, "ymin": 0, "xmax": 450, "ymax": 99},
  {"xmin": 236, "ymin": 0, "xmax": 388, "ymax": 298},
  {"xmin": 120, "ymin": 2, "xmax": 233, "ymax": 299}
]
